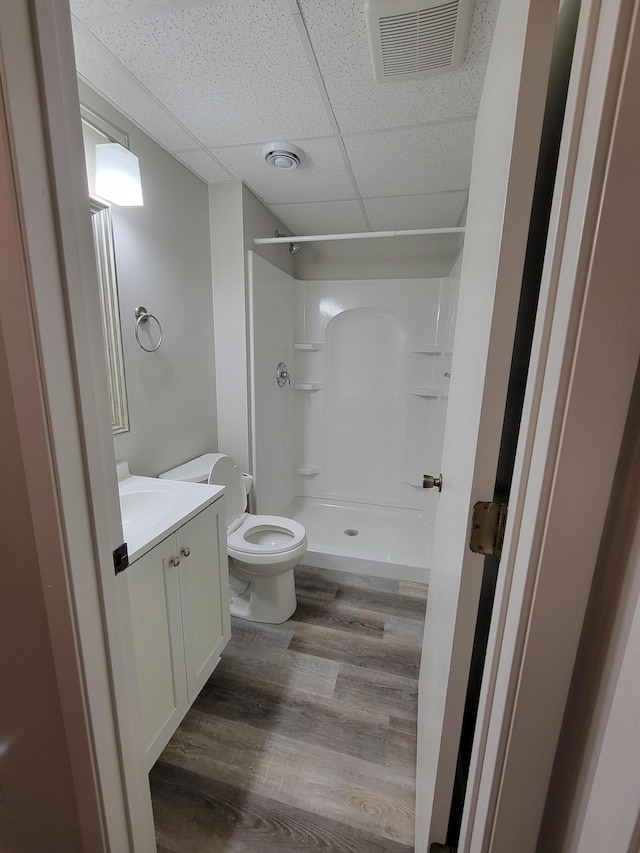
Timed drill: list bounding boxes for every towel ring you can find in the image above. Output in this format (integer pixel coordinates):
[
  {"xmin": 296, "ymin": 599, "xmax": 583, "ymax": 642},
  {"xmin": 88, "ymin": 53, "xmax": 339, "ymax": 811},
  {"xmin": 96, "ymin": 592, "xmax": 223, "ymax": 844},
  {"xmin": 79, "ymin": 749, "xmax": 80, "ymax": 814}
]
[{"xmin": 134, "ymin": 305, "xmax": 163, "ymax": 353}]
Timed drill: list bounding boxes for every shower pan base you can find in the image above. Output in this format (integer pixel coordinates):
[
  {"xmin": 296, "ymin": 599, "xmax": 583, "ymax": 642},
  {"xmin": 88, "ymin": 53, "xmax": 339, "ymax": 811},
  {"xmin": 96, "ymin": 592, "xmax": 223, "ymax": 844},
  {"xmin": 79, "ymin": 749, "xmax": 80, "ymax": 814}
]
[{"xmin": 284, "ymin": 496, "xmax": 431, "ymax": 583}]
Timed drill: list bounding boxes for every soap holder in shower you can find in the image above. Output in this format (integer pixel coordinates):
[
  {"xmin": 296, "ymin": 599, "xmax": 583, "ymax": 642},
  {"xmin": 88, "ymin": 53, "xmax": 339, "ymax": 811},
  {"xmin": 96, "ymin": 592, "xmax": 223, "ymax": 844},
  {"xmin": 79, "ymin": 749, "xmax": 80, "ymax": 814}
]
[
  {"xmin": 294, "ymin": 382, "xmax": 324, "ymax": 391},
  {"xmin": 295, "ymin": 465, "xmax": 322, "ymax": 476},
  {"xmin": 294, "ymin": 342, "xmax": 324, "ymax": 351},
  {"xmin": 403, "ymin": 477, "xmax": 425, "ymax": 488},
  {"xmin": 409, "ymin": 386, "xmax": 439, "ymax": 397}
]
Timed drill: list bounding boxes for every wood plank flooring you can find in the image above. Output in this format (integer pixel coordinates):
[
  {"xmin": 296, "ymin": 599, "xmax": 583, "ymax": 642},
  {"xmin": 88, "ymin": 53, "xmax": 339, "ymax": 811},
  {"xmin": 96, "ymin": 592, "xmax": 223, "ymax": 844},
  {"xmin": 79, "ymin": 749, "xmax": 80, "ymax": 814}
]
[{"xmin": 150, "ymin": 566, "xmax": 427, "ymax": 852}]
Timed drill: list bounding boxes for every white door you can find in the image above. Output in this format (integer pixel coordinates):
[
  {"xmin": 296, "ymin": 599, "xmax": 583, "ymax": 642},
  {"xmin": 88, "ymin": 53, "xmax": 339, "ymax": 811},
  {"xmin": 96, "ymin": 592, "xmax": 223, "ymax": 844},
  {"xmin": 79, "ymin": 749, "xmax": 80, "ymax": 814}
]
[{"xmin": 415, "ymin": 1, "xmax": 561, "ymax": 847}]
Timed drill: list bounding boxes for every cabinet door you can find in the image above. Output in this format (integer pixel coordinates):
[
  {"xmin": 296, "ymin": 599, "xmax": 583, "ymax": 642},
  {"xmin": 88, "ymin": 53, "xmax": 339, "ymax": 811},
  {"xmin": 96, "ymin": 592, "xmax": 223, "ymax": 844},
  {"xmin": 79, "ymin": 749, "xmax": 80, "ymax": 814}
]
[
  {"xmin": 127, "ymin": 535, "xmax": 187, "ymax": 769},
  {"xmin": 178, "ymin": 502, "xmax": 231, "ymax": 701}
]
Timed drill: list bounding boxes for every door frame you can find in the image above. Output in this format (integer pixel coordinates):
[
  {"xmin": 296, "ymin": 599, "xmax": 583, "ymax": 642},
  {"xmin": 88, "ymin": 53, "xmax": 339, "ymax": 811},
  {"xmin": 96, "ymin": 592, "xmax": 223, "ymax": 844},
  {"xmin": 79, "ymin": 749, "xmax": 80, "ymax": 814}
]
[
  {"xmin": 459, "ymin": 0, "xmax": 640, "ymax": 848},
  {"xmin": 1, "ymin": 1, "xmax": 638, "ymax": 851},
  {"xmin": 416, "ymin": 0, "xmax": 561, "ymax": 845},
  {"xmin": 0, "ymin": 1, "xmax": 155, "ymax": 849}
]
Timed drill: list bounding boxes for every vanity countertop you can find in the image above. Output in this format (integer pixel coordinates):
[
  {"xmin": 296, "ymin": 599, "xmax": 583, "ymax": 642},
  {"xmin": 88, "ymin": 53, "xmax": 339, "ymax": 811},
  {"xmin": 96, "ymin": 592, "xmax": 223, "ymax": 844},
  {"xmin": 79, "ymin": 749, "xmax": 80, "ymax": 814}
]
[{"xmin": 117, "ymin": 463, "xmax": 225, "ymax": 564}]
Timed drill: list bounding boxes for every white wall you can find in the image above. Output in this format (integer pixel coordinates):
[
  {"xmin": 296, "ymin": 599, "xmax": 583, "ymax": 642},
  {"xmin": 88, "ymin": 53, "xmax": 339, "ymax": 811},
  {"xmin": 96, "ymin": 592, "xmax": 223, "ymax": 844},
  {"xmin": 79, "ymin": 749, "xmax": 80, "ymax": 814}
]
[
  {"xmin": 210, "ymin": 181, "xmax": 292, "ymax": 474},
  {"xmin": 243, "ymin": 183, "xmax": 295, "ymax": 274},
  {"xmin": 79, "ymin": 81, "xmax": 217, "ymax": 477},
  {"xmin": 248, "ymin": 253, "xmax": 296, "ymax": 514},
  {"xmin": 293, "ymin": 233, "xmax": 463, "ymax": 281},
  {"xmin": 210, "ymin": 182, "xmax": 247, "ymax": 470}
]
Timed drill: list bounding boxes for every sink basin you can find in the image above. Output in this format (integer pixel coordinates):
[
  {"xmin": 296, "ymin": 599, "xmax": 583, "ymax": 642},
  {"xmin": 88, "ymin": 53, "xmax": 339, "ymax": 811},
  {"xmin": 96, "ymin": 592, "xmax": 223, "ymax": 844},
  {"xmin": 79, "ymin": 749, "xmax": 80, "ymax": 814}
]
[
  {"xmin": 120, "ymin": 490, "xmax": 175, "ymax": 535},
  {"xmin": 116, "ymin": 465, "xmax": 224, "ymax": 563}
]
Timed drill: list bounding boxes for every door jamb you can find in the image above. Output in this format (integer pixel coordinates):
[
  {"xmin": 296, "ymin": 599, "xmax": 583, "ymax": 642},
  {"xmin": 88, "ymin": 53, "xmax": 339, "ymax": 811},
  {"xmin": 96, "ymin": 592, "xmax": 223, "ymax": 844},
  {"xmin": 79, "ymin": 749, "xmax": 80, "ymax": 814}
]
[
  {"xmin": 460, "ymin": 0, "xmax": 640, "ymax": 848},
  {"xmin": 0, "ymin": 2, "xmax": 155, "ymax": 849},
  {"xmin": 2, "ymin": 0, "xmax": 637, "ymax": 850}
]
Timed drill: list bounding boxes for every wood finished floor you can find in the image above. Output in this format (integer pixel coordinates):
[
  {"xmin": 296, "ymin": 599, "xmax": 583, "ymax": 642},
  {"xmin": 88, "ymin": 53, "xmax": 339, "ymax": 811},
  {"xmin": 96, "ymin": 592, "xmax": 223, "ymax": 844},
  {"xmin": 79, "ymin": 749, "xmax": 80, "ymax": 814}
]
[{"xmin": 150, "ymin": 566, "xmax": 427, "ymax": 852}]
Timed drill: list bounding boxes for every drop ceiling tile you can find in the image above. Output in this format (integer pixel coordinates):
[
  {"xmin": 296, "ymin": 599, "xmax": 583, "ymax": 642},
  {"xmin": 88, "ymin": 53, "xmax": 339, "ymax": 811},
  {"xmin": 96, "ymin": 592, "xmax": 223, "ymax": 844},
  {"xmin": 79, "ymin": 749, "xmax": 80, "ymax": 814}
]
[
  {"xmin": 174, "ymin": 148, "xmax": 233, "ymax": 183},
  {"xmin": 71, "ymin": 0, "xmax": 191, "ymax": 19},
  {"xmin": 71, "ymin": 0, "xmax": 132, "ymax": 18},
  {"xmin": 345, "ymin": 121, "xmax": 475, "ymax": 198},
  {"xmin": 212, "ymin": 138, "xmax": 354, "ymax": 204},
  {"xmin": 72, "ymin": 20, "xmax": 197, "ymax": 151},
  {"xmin": 299, "ymin": 0, "xmax": 501, "ymax": 133},
  {"xmin": 86, "ymin": 0, "xmax": 332, "ymax": 147},
  {"xmin": 364, "ymin": 191, "xmax": 468, "ymax": 231},
  {"xmin": 269, "ymin": 200, "xmax": 367, "ymax": 236}
]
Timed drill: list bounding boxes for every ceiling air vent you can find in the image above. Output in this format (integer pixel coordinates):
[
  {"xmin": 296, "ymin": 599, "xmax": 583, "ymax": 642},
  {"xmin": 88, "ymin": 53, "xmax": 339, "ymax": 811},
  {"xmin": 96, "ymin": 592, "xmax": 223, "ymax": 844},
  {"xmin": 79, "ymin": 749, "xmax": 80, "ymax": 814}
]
[{"xmin": 365, "ymin": 0, "xmax": 475, "ymax": 83}]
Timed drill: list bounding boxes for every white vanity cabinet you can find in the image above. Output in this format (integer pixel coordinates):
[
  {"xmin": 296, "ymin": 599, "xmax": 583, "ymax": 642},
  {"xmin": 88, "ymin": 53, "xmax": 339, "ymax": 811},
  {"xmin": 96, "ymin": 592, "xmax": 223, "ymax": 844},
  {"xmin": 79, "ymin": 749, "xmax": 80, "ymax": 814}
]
[{"xmin": 126, "ymin": 498, "xmax": 230, "ymax": 770}]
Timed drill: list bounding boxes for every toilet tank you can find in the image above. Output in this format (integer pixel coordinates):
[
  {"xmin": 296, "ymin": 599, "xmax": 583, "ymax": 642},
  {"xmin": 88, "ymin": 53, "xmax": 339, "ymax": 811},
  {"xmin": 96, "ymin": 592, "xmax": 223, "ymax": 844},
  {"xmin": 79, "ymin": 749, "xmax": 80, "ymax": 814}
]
[
  {"xmin": 160, "ymin": 453, "xmax": 247, "ymax": 528},
  {"xmin": 159, "ymin": 453, "xmax": 217, "ymax": 484}
]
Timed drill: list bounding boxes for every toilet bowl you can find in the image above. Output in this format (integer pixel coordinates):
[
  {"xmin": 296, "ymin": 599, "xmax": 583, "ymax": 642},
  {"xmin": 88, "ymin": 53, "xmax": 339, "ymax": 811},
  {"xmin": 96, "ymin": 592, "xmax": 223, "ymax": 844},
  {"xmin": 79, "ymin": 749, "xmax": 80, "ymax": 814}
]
[{"xmin": 159, "ymin": 453, "xmax": 306, "ymax": 624}]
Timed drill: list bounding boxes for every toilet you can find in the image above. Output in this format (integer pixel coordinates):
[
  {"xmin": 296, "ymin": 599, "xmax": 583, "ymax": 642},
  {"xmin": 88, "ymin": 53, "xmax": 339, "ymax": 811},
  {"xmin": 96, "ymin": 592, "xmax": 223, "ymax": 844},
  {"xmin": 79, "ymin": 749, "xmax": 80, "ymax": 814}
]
[{"xmin": 159, "ymin": 453, "xmax": 306, "ymax": 624}]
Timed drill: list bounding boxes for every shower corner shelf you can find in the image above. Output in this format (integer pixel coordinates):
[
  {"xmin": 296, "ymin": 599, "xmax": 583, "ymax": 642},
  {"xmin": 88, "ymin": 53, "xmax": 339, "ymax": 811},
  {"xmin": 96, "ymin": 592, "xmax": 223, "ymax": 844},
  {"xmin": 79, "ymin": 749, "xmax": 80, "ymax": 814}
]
[
  {"xmin": 295, "ymin": 382, "xmax": 324, "ymax": 391},
  {"xmin": 295, "ymin": 465, "xmax": 322, "ymax": 476},
  {"xmin": 403, "ymin": 477, "xmax": 424, "ymax": 489},
  {"xmin": 413, "ymin": 346, "xmax": 442, "ymax": 354},
  {"xmin": 294, "ymin": 342, "xmax": 324, "ymax": 351},
  {"xmin": 409, "ymin": 387, "xmax": 440, "ymax": 398}
]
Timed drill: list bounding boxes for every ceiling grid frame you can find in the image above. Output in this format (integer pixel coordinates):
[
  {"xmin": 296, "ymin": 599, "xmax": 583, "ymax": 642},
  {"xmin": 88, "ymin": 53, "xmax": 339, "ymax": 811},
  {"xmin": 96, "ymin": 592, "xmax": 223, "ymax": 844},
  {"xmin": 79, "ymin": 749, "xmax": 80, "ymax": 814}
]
[
  {"xmin": 342, "ymin": 112, "xmax": 479, "ymax": 138},
  {"xmin": 72, "ymin": 15, "xmax": 237, "ymax": 181},
  {"xmin": 70, "ymin": 0, "xmax": 500, "ymax": 236},
  {"xmin": 284, "ymin": 0, "xmax": 373, "ymax": 230}
]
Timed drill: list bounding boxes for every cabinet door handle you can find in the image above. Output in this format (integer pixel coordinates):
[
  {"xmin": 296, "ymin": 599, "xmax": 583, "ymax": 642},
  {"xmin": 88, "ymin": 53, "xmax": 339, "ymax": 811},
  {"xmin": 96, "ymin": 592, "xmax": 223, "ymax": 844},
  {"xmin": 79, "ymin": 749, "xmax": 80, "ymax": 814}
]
[
  {"xmin": 170, "ymin": 556, "xmax": 181, "ymax": 567},
  {"xmin": 181, "ymin": 547, "xmax": 191, "ymax": 558}
]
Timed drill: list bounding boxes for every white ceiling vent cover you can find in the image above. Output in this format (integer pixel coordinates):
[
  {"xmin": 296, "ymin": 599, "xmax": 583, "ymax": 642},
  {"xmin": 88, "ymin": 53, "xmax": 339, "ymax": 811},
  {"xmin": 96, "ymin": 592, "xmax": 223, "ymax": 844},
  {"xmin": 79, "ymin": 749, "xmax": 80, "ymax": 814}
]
[{"xmin": 365, "ymin": 0, "xmax": 475, "ymax": 82}]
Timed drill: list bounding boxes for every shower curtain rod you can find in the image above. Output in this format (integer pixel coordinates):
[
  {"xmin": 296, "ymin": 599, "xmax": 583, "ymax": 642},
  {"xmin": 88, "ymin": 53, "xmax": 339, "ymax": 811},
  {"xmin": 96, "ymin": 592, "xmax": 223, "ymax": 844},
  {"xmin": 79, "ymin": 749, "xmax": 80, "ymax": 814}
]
[{"xmin": 252, "ymin": 226, "xmax": 466, "ymax": 245}]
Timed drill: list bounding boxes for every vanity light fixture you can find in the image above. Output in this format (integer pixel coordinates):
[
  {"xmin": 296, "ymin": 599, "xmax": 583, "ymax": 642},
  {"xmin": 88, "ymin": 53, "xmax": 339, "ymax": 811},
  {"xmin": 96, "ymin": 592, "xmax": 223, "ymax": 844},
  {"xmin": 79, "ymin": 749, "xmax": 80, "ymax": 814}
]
[{"xmin": 95, "ymin": 142, "xmax": 144, "ymax": 206}]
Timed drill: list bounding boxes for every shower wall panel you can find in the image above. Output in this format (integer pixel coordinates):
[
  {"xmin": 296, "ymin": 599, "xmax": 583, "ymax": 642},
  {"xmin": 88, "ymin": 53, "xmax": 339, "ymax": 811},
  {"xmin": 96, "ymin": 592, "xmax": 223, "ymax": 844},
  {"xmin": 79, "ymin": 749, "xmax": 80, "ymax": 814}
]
[{"xmin": 294, "ymin": 278, "xmax": 457, "ymax": 511}]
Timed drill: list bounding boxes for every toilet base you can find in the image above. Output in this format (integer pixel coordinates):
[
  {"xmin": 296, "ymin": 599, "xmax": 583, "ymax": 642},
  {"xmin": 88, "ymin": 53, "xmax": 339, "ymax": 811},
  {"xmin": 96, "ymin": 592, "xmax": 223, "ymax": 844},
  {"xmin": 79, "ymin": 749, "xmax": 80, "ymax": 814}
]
[{"xmin": 229, "ymin": 567, "xmax": 297, "ymax": 624}]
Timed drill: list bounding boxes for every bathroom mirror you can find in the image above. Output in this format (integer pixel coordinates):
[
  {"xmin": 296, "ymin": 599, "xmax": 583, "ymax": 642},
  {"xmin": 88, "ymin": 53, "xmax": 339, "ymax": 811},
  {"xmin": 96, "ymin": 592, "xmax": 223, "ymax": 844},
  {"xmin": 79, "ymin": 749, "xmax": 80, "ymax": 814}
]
[{"xmin": 90, "ymin": 197, "xmax": 130, "ymax": 435}]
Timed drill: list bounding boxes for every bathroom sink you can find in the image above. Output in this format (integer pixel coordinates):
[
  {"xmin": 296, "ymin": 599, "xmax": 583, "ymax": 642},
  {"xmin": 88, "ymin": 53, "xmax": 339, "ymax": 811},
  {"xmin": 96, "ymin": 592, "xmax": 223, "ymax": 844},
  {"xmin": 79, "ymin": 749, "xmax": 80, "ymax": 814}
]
[
  {"xmin": 120, "ymin": 490, "xmax": 175, "ymax": 535},
  {"xmin": 117, "ymin": 463, "xmax": 224, "ymax": 563}
]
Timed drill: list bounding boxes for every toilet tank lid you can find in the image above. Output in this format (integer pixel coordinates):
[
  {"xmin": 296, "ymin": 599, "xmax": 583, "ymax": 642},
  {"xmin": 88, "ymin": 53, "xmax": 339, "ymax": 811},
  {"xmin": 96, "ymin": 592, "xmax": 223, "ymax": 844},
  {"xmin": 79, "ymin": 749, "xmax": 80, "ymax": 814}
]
[{"xmin": 159, "ymin": 453, "xmax": 220, "ymax": 483}]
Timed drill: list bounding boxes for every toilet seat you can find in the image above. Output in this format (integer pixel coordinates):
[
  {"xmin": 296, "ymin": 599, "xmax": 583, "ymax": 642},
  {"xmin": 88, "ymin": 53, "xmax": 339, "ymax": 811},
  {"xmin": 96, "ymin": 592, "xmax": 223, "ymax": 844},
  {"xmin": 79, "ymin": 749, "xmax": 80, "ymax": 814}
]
[{"xmin": 228, "ymin": 515, "xmax": 306, "ymax": 555}]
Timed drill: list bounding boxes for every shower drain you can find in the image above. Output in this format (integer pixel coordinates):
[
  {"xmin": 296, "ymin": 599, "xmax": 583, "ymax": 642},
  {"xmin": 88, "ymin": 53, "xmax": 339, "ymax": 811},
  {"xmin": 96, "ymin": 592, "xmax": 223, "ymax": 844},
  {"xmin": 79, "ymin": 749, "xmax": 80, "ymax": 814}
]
[{"xmin": 344, "ymin": 528, "xmax": 359, "ymax": 536}]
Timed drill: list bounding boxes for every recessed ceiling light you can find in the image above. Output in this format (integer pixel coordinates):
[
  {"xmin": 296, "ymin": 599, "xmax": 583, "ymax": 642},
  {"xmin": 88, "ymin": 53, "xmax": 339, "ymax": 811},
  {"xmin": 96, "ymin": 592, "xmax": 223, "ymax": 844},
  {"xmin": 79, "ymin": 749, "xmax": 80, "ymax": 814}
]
[{"xmin": 262, "ymin": 142, "xmax": 304, "ymax": 170}]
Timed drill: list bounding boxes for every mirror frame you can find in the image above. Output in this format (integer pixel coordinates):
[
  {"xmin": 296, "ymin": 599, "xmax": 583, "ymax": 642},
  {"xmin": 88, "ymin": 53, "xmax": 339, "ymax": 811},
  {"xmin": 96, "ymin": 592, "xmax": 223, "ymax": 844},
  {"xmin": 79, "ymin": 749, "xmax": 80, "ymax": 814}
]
[{"xmin": 90, "ymin": 197, "xmax": 130, "ymax": 435}]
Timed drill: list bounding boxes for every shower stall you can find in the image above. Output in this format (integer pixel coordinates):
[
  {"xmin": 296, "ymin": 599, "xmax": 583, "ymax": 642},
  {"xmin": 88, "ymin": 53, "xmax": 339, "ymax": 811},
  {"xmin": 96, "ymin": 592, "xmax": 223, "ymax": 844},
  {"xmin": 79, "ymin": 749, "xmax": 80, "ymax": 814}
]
[{"xmin": 248, "ymin": 251, "xmax": 460, "ymax": 583}]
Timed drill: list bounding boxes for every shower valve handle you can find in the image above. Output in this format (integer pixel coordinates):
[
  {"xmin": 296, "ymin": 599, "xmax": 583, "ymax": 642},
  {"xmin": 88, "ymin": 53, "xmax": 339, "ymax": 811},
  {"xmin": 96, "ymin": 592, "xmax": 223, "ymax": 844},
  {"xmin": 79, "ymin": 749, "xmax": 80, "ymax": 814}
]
[
  {"xmin": 276, "ymin": 361, "xmax": 291, "ymax": 387},
  {"xmin": 423, "ymin": 473, "xmax": 443, "ymax": 492}
]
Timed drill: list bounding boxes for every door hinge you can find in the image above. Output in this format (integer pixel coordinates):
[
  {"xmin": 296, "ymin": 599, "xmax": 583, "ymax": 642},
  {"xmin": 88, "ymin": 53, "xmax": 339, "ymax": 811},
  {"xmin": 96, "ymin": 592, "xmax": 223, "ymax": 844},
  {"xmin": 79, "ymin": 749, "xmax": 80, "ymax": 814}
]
[
  {"xmin": 113, "ymin": 542, "xmax": 129, "ymax": 575},
  {"xmin": 469, "ymin": 501, "xmax": 508, "ymax": 559}
]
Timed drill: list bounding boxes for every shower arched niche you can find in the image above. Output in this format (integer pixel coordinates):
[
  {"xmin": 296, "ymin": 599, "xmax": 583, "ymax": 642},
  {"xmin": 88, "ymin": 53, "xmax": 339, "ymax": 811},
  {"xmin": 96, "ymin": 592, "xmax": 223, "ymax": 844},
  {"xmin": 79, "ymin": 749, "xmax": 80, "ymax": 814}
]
[{"xmin": 248, "ymin": 251, "xmax": 460, "ymax": 582}]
